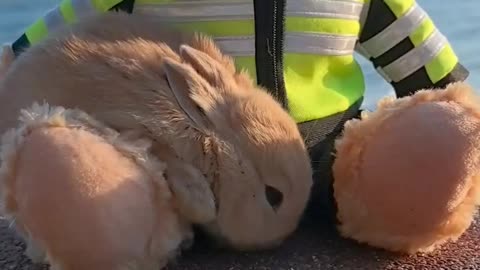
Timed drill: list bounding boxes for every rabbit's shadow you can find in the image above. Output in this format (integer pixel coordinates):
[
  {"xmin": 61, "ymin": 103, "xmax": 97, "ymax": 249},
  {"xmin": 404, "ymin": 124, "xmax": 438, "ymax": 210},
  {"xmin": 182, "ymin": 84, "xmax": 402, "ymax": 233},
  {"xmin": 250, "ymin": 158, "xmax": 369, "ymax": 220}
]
[
  {"xmin": 166, "ymin": 212, "xmax": 398, "ymax": 270},
  {"xmin": 168, "ymin": 210, "xmax": 480, "ymax": 270},
  {"xmin": 0, "ymin": 212, "xmax": 478, "ymax": 270}
]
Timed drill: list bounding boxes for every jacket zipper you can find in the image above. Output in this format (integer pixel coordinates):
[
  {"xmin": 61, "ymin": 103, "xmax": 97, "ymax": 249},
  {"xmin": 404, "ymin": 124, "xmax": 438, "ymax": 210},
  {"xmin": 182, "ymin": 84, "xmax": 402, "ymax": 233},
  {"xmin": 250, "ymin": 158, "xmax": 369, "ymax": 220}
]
[{"xmin": 253, "ymin": 0, "xmax": 288, "ymax": 109}]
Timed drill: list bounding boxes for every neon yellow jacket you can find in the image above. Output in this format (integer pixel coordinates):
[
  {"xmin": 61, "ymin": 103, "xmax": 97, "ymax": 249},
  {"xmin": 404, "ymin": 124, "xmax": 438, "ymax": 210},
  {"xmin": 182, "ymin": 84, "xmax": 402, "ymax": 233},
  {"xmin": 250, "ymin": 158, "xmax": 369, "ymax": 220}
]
[{"xmin": 10, "ymin": 0, "xmax": 469, "ymax": 147}]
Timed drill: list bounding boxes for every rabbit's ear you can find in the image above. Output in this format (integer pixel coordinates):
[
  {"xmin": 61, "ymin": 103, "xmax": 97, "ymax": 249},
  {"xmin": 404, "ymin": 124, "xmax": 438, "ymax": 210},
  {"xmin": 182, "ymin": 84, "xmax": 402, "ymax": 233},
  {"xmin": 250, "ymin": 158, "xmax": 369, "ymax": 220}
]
[
  {"xmin": 178, "ymin": 45, "xmax": 234, "ymax": 90},
  {"xmin": 188, "ymin": 34, "xmax": 237, "ymax": 74},
  {"xmin": 162, "ymin": 57, "xmax": 220, "ymax": 131}
]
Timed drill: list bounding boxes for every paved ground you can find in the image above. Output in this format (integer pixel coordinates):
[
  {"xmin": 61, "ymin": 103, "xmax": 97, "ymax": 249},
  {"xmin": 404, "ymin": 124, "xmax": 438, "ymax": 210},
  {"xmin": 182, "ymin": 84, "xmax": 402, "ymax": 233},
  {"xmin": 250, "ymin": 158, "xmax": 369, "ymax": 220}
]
[{"xmin": 1, "ymin": 215, "xmax": 478, "ymax": 270}]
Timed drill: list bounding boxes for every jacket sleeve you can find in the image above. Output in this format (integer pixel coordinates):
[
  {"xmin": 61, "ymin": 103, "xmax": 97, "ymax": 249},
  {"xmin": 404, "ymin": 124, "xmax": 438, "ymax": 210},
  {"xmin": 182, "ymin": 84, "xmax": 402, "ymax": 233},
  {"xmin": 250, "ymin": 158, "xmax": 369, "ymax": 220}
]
[
  {"xmin": 10, "ymin": 0, "xmax": 134, "ymax": 57},
  {"xmin": 355, "ymin": 0, "xmax": 469, "ymax": 97}
]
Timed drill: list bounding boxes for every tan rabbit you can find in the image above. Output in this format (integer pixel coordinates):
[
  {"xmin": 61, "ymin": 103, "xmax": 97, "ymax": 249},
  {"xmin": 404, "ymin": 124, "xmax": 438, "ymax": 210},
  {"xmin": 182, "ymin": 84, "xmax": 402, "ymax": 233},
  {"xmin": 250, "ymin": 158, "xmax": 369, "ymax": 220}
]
[
  {"xmin": 153, "ymin": 47, "xmax": 314, "ymax": 250},
  {"xmin": 0, "ymin": 10, "xmax": 313, "ymax": 268}
]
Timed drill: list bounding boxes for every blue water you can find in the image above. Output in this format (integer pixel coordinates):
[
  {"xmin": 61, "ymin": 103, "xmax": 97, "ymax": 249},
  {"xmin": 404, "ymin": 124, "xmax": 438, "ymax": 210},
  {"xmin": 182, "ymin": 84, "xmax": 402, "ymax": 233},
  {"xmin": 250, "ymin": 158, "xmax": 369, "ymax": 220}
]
[{"xmin": 1, "ymin": 0, "xmax": 479, "ymax": 109}]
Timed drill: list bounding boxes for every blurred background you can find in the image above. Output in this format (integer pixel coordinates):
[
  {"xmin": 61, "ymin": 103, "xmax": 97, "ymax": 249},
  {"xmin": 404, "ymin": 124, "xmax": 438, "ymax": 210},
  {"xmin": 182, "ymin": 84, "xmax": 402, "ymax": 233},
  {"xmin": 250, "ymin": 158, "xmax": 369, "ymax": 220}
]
[{"xmin": 0, "ymin": 0, "xmax": 478, "ymax": 110}]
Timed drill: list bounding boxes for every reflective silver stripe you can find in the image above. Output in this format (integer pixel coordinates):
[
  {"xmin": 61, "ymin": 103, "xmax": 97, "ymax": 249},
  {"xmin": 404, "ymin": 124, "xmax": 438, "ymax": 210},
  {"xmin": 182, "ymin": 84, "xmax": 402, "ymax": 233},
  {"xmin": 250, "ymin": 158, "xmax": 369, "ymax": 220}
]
[
  {"xmin": 214, "ymin": 33, "xmax": 357, "ymax": 56},
  {"xmin": 44, "ymin": 7, "xmax": 66, "ymax": 32},
  {"xmin": 286, "ymin": 32, "xmax": 357, "ymax": 55},
  {"xmin": 45, "ymin": 0, "xmax": 113, "ymax": 31},
  {"xmin": 355, "ymin": 43, "xmax": 371, "ymax": 59},
  {"xmin": 134, "ymin": 0, "xmax": 364, "ymax": 21},
  {"xmin": 71, "ymin": 0, "xmax": 97, "ymax": 18},
  {"xmin": 381, "ymin": 30, "xmax": 447, "ymax": 82},
  {"xmin": 287, "ymin": 0, "xmax": 363, "ymax": 20},
  {"xmin": 359, "ymin": 2, "xmax": 369, "ymax": 29},
  {"xmin": 360, "ymin": 3, "xmax": 427, "ymax": 58},
  {"xmin": 214, "ymin": 36, "xmax": 254, "ymax": 56},
  {"xmin": 134, "ymin": 2, "xmax": 253, "ymax": 21},
  {"xmin": 375, "ymin": 66, "xmax": 392, "ymax": 83}
]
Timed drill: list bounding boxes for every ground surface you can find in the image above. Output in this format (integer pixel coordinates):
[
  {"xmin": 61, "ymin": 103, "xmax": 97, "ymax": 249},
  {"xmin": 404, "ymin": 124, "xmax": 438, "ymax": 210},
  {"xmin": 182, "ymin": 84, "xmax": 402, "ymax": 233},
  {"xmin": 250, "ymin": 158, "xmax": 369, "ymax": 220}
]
[{"xmin": 1, "ymin": 215, "xmax": 478, "ymax": 270}]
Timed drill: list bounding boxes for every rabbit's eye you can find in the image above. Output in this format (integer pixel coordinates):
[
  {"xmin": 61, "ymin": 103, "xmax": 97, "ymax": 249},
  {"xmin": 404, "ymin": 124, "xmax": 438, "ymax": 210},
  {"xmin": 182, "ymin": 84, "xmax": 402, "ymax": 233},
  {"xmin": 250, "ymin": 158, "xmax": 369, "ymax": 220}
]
[{"xmin": 265, "ymin": 185, "xmax": 283, "ymax": 211}]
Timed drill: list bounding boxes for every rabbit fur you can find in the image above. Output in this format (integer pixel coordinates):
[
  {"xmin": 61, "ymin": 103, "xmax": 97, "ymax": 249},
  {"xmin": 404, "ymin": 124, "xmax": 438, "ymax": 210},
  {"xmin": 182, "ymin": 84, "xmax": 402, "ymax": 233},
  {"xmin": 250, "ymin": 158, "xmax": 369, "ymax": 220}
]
[{"xmin": 0, "ymin": 11, "xmax": 313, "ymax": 268}]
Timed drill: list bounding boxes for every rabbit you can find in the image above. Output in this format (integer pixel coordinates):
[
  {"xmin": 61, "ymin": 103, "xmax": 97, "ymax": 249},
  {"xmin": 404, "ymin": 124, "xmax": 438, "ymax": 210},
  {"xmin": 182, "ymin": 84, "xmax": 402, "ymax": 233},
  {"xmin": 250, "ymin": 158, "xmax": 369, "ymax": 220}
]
[{"xmin": 0, "ymin": 10, "xmax": 313, "ymax": 260}]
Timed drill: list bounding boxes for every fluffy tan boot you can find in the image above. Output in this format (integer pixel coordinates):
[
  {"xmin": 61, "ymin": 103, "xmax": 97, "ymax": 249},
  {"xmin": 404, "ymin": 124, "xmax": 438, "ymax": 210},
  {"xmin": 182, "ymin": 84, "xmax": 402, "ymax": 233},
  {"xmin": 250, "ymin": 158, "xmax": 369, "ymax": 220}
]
[
  {"xmin": 0, "ymin": 103, "xmax": 191, "ymax": 270},
  {"xmin": 333, "ymin": 82, "xmax": 480, "ymax": 254}
]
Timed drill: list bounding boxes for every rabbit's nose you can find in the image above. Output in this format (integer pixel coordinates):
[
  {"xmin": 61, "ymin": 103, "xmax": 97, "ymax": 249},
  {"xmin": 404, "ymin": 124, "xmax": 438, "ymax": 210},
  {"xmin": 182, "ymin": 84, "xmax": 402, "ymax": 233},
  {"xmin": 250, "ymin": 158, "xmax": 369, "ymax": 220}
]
[{"xmin": 265, "ymin": 185, "xmax": 283, "ymax": 211}]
